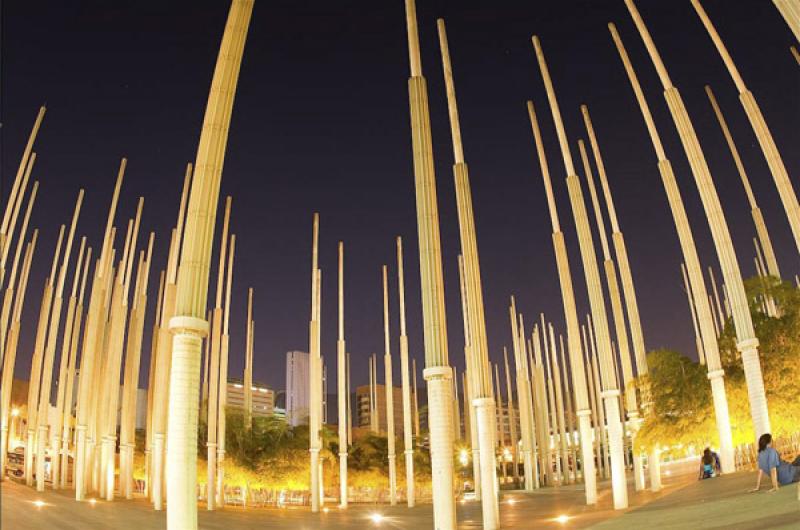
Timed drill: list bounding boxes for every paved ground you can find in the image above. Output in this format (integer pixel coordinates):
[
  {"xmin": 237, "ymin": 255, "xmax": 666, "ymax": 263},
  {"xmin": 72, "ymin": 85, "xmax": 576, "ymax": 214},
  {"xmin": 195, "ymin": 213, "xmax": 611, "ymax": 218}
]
[
  {"xmin": 591, "ymin": 471, "xmax": 800, "ymax": 530},
  {"xmin": 1, "ymin": 471, "xmax": 797, "ymax": 528}
]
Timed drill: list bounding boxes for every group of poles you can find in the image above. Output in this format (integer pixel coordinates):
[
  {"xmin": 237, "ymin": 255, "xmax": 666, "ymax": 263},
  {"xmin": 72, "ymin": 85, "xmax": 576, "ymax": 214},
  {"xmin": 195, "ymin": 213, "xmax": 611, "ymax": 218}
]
[{"xmin": 1, "ymin": 0, "xmax": 800, "ymax": 529}]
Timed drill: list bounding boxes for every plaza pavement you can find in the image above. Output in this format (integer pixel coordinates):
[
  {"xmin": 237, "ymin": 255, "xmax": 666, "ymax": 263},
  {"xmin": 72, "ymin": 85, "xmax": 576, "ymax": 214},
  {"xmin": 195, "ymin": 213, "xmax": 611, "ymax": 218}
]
[{"xmin": 1, "ymin": 470, "xmax": 798, "ymax": 529}]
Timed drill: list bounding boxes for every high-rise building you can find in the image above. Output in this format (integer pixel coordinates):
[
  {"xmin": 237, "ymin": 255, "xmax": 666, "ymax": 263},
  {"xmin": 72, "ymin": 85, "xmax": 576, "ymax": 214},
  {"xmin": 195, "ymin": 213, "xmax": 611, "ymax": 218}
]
[
  {"xmin": 286, "ymin": 350, "xmax": 309, "ymax": 426},
  {"xmin": 355, "ymin": 384, "xmax": 405, "ymax": 439},
  {"xmin": 226, "ymin": 378, "xmax": 275, "ymax": 418},
  {"xmin": 495, "ymin": 404, "xmax": 520, "ymax": 449}
]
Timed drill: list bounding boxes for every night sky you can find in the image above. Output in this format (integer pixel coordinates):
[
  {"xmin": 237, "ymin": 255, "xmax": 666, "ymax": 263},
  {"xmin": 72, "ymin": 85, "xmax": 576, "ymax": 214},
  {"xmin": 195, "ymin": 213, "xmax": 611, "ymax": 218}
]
[{"xmin": 3, "ymin": 1, "xmax": 798, "ymax": 397}]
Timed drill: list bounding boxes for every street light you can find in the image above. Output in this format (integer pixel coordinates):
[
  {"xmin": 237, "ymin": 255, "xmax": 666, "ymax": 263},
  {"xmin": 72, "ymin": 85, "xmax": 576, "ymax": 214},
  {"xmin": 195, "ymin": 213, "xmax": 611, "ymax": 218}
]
[{"xmin": 459, "ymin": 449, "xmax": 469, "ymax": 467}]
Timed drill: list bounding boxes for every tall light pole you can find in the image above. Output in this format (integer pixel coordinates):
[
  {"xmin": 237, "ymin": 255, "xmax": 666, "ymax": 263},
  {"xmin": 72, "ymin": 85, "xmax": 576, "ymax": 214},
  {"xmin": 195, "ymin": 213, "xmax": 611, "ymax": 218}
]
[
  {"xmin": 624, "ymin": 0, "xmax": 771, "ymax": 441},
  {"xmin": 403, "ymin": 2, "xmax": 456, "ymax": 527},
  {"xmin": 532, "ymin": 36, "xmax": 628, "ymax": 509},
  {"xmin": 165, "ymin": 1, "xmax": 252, "ymax": 525}
]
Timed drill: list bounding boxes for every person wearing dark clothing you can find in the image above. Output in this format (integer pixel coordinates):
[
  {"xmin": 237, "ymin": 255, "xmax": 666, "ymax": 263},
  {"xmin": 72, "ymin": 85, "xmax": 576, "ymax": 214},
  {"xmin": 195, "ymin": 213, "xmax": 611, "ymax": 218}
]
[{"xmin": 699, "ymin": 448, "xmax": 716, "ymax": 480}]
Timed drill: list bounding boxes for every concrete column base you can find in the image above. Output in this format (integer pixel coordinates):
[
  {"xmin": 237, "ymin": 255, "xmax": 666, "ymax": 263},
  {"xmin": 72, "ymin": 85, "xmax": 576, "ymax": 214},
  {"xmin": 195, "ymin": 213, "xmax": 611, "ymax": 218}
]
[
  {"xmin": 577, "ymin": 411, "xmax": 597, "ymax": 504},
  {"xmin": 25, "ymin": 430, "xmax": 35, "ymax": 486},
  {"xmin": 424, "ymin": 366, "xmax": 456, "ymax": 530},
  {"xmin": 207, "ymin": 442, "xmax": 217, "ymax": 510},
  {"xmin": 216, "ymin": 449, "xmax": 226, "ymax": 507},
  {"xmin": 602, "ymin": 392, "xmax": 628, "ymax": 510},
  {"xmin": 36, "ymin": 426, "xmax": 48, "ymax": 491},
  {"xmin": 339, "ymin": 451, "xmax": 348, "ymax": 508},
  {"xmin": 649, "ymin": 445, "xmax": 662, "ymax": 492},
  {"xmin": 404, "ymin": 448, "xmax": 415, "ymax": 507},
  {"xmin": 310, "ymin": 448, "xmax": 320, "ymax": 513},
  {"xmin": 707, "ymin": 370, "xmax": 735, "ymax": 473},
  {"xmin": 152, "ymin": 434, "xmax": 165, "ymax": 509},
  {"xmin": 51, "ymin": 434, "xmax": 62, "ymax": 490},
  {"xmin": 74, "ymin": 426, "xmax": 87, "ymax": 500},
  {"xmin": 474, "ymin": 397, "xmax": 500, "ymax": 530},
  {"xmin": 166, "ymin": 315, "xmax": 208, "ymax": 530},
  {"xmin": 103, "ymin": 435, "xmax": 116, "ymax": 501}
]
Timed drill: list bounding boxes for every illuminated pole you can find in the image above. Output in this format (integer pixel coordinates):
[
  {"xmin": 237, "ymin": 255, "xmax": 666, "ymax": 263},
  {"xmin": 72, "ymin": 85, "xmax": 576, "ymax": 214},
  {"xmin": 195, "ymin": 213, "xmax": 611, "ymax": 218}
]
[
  {"xmin": 610, "ymin": 22, "xmax": 735, "ymax": 475},
  {"xmin": 581, "ymin": 106, "xmax": 649, "ymax": 380},
  {"xmin": 704, "ymin": 86, "xmax": 780, "ymax": 278},
  {"xmin": 100, "ymin": 200, "xmax": 143, "ymax": 501},
  {"xmin": 382, "ymin": 265, "xmax": 398, "ymax": 506},
  {"xmin": 60, "ymin": 244, "xmax": 91, "ymax": 489},
  {"xmin": 453, "ymin": 368, "xmax": 461, "ymax": 441},
  {"xmin": 558, "ymin": 336, "xmax": 577, "ymax": 484},
  {"xmin": 529, "ymin": 324, "xmax": 547, "ymax": 487},
  {"xmin": 587, "ymin": 317, "xmax": 610, "ymax": 479},
  {"xmin": 369, "ymin": 355, "xmax": 377, "ymax": 433},
  {"xmin": 216, "ymin": 234, "xmax": 236, "ymax": 507},
  {"xmin": 403, "ymin": 3, "xmax": 457, "ymax": 525},
  {"xmin": 244, "ymin": 288, "xmax": 254, "ymax": 430},
  {"xmin": 682, "ymin": 263, "xmax": 706, "ymax": 365},
  {"xmin": 508, "ymin": 299, "xmax": 535, "ymax": 490},
  {"xmin": 346, "ymin": 353, "xmax": 352, "ymax": 445},
  {"xmin": 527, "ymin": 101, "xmax": 596, "ymax": 502},
  {"xmin": 708, "ymin": 267, "xmax": 726, "ymax": 329},
  {"xmin": 436, "ymin": 19, "xmax": 498, "ymax": 526},
  {"xmin": 581, "ymin": 106, "xmax": 649, "ymax": 490},
  {"xmin": 458, "ymin": 254, "xmax": 483, "ymax": 500},
  {"xmin": 532, "ymin": 35, "xmax": 627, "ymax": 508},
  {"xmin": 624, "ymin": 0, "xmax": 771, "ymax": 441},
  {"xmin": 206, "ymin": 197, "xmax": 231, "ymax": 509},
  {"xmin": 396, "ymin": 238, "xmax": 415, "ymax": 507},
  {"xmin": 547, "ymin": 324, "xmax": 568, "ymax": 485},
  {"xmin": 0, "ymin": 106, "xmax": 45, "ymax": 293},
  {"xmin": 337, "ymin": 242, "xmax": 348, "ymax": 508},
  {"xmin": 412, "ymin": 358, "xmax": 420, "ymax": 439},
  {"xmin": 692, "ymin": 0, "xmax": 800, "ymax": 261},
  {"xmin": 309, "ymin": 214, "xmax": 322, "ymax": 513},
  {"xmin": 773, "ymin": 0, "xmax": 800, "ymax": 41},
  {"xmin": 26, "ymin": 224, "xmax": 64, "ymax": 486},
  {"xmin": 0, "ymin": 232, "xmax": 38, "ymax": 481},
  {"xmin": 458, "ymin": 256, "xmax": 480, "ymax": 500},
  {"xmin": 0, "ymin": 171, "xmax": 37, "ymax": 454},
  {"xmin": 1, "ymin": 154, "xmax": 36, "ymax": 366},
  {"xmin": 151, "ymin": 164, "xmax": 191, "ymax": 509},
  {"xmin": 120, "ymin": 234, "xmax": 154, "ymax": 498},
  {"xmin": 578, "ymin": 138, "xmax": 643, "ymax": 491},
  {"xmin": 493, "ymin": 364, "xmax": 507, "ymax": 483},
  {"xmin": 582, "ymin": 325, "xmax": 602, "ymax": 478},
  {"xmin": 503, "ymin": 348, "xmax": 520, "ymax": 486},
  {"xmin": 165, "ymin": 0, "xmax": 252, "ymax": 526},
  {"xmin": 542, "ymin": 324, "xmax": 559, "ymax": 483}
]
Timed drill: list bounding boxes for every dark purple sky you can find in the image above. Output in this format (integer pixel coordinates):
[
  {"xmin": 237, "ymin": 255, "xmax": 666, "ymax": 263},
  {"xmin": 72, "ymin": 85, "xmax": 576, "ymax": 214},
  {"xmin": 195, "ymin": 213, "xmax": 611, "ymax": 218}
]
[{"xmin": 3, "ymin": 0, "xmax": 798, "ymax": 396}]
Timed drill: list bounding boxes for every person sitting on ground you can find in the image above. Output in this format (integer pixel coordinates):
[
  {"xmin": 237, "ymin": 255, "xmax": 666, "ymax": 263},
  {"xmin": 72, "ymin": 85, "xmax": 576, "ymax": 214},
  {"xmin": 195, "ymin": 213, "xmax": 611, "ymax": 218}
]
[
  {"xmin": 699, "ymin": 448, "xmax": 716, "ymax": 480},
  {"xmin": 711, "ymin": 448, "xmax": 721, "ymax": 475},
  {"xmin": 751, "ymin": 433, "xmax": 800, "ymax": 492}
]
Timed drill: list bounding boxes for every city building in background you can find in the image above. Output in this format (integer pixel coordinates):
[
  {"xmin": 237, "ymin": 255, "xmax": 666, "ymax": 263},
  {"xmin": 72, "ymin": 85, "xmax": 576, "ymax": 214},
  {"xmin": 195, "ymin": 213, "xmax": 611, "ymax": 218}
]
[{"xmin": 226, "ymin": 378, "xmax": 275, "ymax": 418}]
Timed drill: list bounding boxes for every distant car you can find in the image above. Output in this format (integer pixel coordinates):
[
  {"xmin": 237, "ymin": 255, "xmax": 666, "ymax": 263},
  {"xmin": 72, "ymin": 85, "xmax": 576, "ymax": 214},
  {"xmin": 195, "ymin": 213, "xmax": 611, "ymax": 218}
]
[
  {"xmin": 6, "ymin": 447, "xmax": 24, "ymax": 478},
  {"xmin": 461, "ymin": 491, "xmax": 477, "ymax": 501}
]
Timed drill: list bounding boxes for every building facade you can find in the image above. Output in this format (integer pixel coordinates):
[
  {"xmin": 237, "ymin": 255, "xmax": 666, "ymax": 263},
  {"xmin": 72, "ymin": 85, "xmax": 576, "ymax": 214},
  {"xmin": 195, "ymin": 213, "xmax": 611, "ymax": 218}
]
[
  {"xmin": 226, "ymin": 378, "xmax": 275, "ymax": 418},
  {"xmin": 285, "ymin": 350, "xmax": 309, "ymax": 426},
  {"xmin": 354, "ymin": 383, "xmax": 406, "ymax": 439}
]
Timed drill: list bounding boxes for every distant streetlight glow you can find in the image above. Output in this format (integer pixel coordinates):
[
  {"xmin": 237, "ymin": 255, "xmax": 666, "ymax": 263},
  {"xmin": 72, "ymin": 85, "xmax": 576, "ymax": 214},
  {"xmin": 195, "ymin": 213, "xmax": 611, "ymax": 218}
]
[
  {"xmin": 459, "ymin": 449, "xmax": 469, "ymax": 467},
  {"xmin": 33, "ymin": 500, "xmax": 45, "ymax": 508},
  {"xmin": 554, "ymin": 514, "xmax": 570, "ymax": 524},
  {"xmin": 10, "ymin": 408, "xmax": 19, "ymax": 417},
  {"xmin": 370, "ymin": 513, "xmax": 385, "ymax": 524}
]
